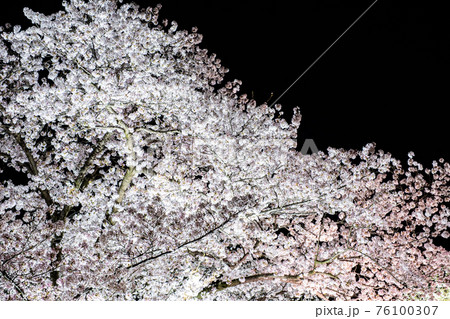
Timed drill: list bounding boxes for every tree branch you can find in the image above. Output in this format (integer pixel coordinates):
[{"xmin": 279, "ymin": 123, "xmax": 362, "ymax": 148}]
[
  {"xmin": 104, "ymin": 122, "xmax": 136, "ymax": 225},
  {"xmin": 135, "ymin": 127, "xmax": 180, "ymax": 134},
  {"xmin": 197, "ymin": 272, "xmax": 305, "ymax": 299},
  {"xmin": 0, "ymin": 270, "xmax": 28, "ymax": 300},
  {"xmin": 0, "ymin": 120, "xmax": 53, "ymax": 207},
  {"xmin": 128, "ymin": 214, "xmax": 237, "ymax": 269},
  {"xmin": 348, "ymin": 248, "xmax": 407, "ymax": 288},
  {"xmin": 58, "ymin": 132, "xmax": 112, "ymax": 220}
]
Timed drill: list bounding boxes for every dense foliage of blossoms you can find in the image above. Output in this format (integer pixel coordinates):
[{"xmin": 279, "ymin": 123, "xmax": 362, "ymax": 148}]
[{"xmin": 0, "ymin": 0, "xmax": 449, "ymax": 300}]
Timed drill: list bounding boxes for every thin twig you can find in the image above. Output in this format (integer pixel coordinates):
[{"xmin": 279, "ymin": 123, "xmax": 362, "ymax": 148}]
[{"xmin": 128, "ymin": 214, "xmax": 238, "ymax": 269}]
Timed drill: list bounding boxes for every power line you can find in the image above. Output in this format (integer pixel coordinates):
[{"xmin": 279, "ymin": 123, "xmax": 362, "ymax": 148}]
[{"xmin": 269, "ymin": 0, "xmax": 379, "ymax": 108}]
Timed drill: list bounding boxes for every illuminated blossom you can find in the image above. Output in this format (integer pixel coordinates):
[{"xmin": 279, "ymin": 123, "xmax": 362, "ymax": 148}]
[{"xmin": 0, "ymin": 0, "xmax": 448, "ymax": 301}]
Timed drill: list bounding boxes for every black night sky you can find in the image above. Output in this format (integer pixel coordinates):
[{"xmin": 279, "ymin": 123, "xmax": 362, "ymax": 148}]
[{"xmin": 1, "ymin": 0, "xmax": 449, "ymax": 166}]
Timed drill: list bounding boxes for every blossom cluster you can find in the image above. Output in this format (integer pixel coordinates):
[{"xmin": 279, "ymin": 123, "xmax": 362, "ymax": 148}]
[{"xmin": 0, "ymin": 0, "xmax": 448, "ymax": 300}]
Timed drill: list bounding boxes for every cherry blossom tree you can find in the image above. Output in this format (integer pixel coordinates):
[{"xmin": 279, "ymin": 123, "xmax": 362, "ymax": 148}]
[{"xmin": 0, "ymin": 0, "xmax": 448, "ymax": 301}]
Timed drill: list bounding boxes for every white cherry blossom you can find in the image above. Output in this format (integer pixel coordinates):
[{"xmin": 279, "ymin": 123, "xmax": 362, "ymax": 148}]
[{"xmin": 0, "ymin": 0, "xmax": 448, "ymax": 301}]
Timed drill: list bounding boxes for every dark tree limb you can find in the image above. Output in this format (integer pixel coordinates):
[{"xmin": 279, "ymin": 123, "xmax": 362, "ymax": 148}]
[
  {"xmin": 0, "ymin": 121, "xmax": 53, "ymax": 207},
  {"xmin": 58, "ymin": 132, "xmax": 112, "ymax": 221},
  {"xmin": 128, "ymin": 213, "xmax": 237, "ymax": 269},
  {"xmin": 0, "ymin": 270, "xmax": 29, "ymax": 300},
  {"xmin": 196, "ymin": 273, "xmax": 306, "ymax": 299}
]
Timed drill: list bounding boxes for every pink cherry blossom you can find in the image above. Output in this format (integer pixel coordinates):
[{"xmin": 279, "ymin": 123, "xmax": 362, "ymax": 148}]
[{"xmin": 0, "ymin": 0, "xmax": 448, "ymax": 301}]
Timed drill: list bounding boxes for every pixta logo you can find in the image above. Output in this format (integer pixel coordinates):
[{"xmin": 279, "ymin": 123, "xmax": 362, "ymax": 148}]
[{"xmin": 300, "ymin": 139, "xmax": 319, "ymax": 155}]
